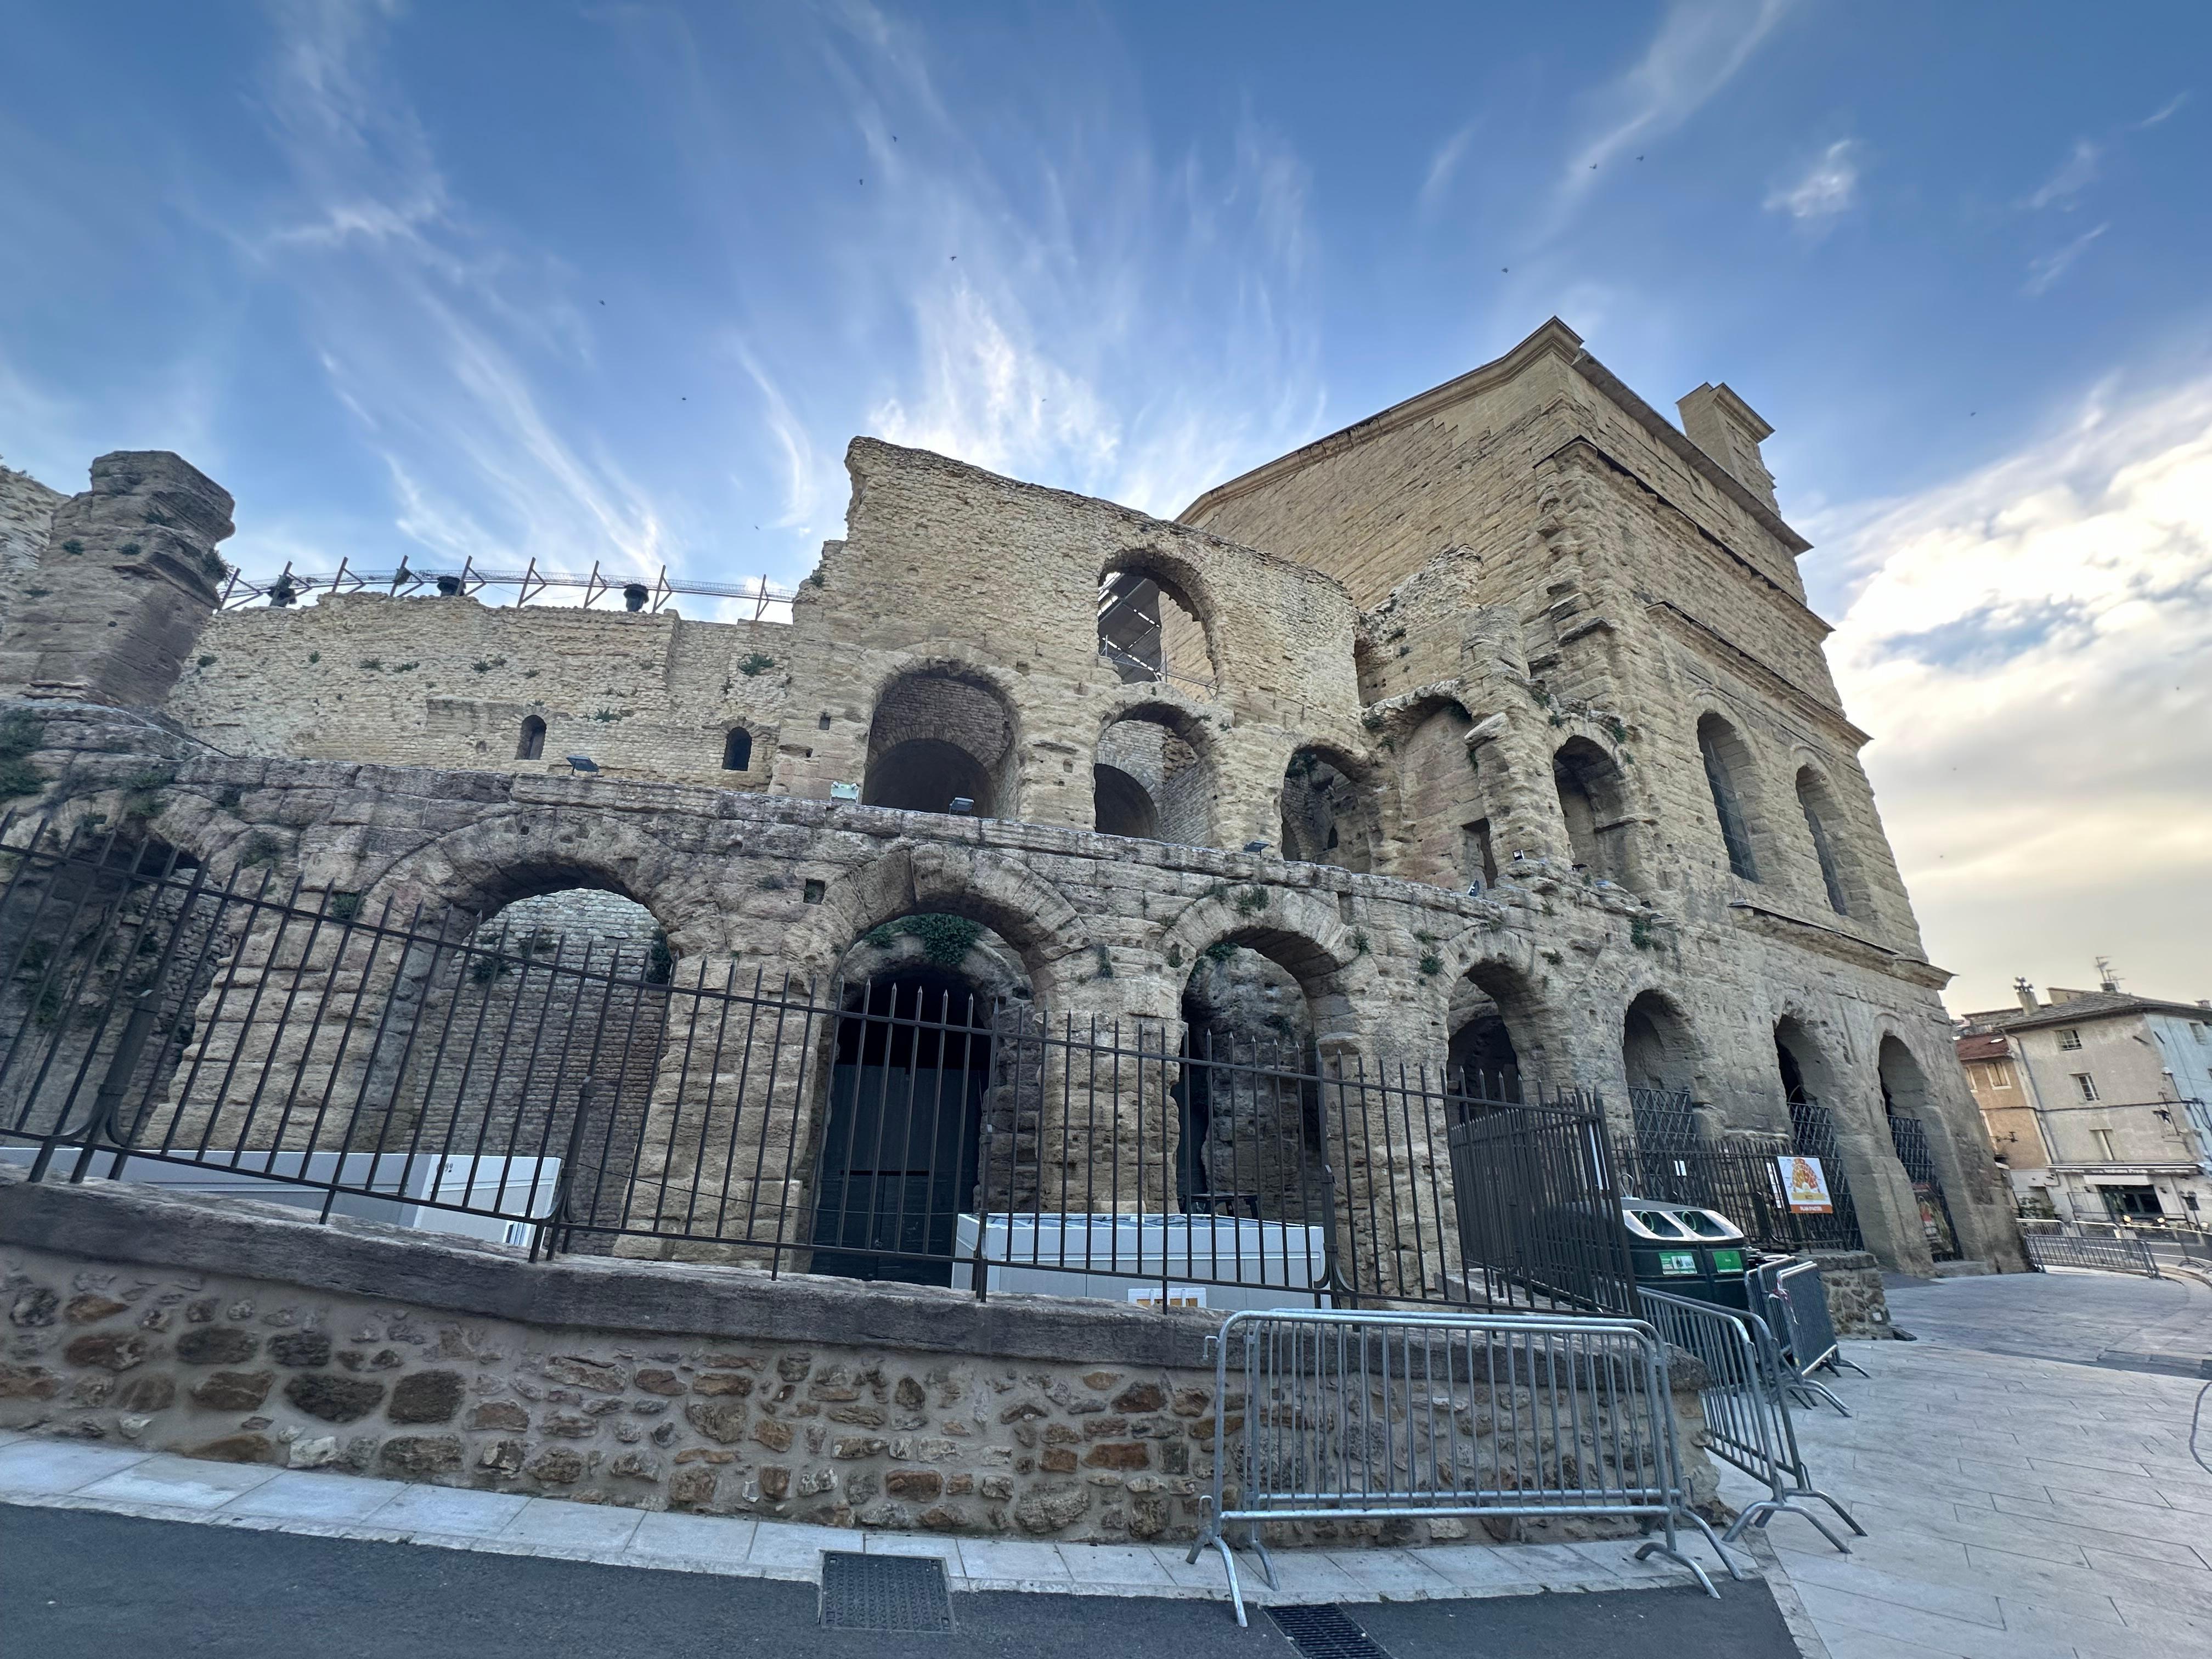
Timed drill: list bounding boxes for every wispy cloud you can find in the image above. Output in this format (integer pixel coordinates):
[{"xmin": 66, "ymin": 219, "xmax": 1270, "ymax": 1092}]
[
  {"xmin": 2135, "ymin": 90, "xmax": 2190, "ymax": 128},
  {"xmin": 2023, "ymin": 137, "xmax": 2102, "ymax": 211},
  {"xmin": 1551, "ymin": 0, "xmax": 1794, "ymax": 225},
  {"xmin": 1818, "ymin": 374, "xmax": 2212, "ymax": 1010},
  {"xmin": 1419, "ymin": 121, "xmax": 1479, "ymax": 221},
  {"xmin": 1765, "ymin": 139, "xmax": 1861, "ymax": 225},
  {"xmin": 247, "ymin": 0, "xmax": 668, "ymax": 581},
  {"xmin": 2023, "ymin": 221, "xmax": 2108, "ymax": 295},
  {"xmin": 787, "ymin": 2, "xmax": 1326, "ymax": 520}
]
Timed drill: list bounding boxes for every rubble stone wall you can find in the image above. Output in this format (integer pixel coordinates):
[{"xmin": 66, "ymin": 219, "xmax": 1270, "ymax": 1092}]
[{"xmin": 0, "ymin": 1170, "xmax": 1718, "ymax": 1544}]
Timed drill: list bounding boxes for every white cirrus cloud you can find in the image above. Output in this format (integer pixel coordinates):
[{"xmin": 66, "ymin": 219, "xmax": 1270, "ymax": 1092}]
[
  {"xmin": 2023, "ymin": 137, "xmax": 2102, "ymax": 211},
  {"xmin": 1551, "ymin": 0, "xmax": 1794, "ymax": 227},
  {"xmin": 1812, "ymin": 374, "xmax": 2212, "ymax": 1013},
  {"xmin": 1765, "ymin": 138, "xmax": 1861, "ymax": 224},
  {"xmin": 2023, "ymin": 221, "xmax": 2108, "ymax": 295}
]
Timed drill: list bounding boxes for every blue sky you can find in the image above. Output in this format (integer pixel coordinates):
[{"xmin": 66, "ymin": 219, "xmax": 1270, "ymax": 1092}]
[{"xmin": 3, "ymin": 1, "xmax": 2208, "ymax": 1012}]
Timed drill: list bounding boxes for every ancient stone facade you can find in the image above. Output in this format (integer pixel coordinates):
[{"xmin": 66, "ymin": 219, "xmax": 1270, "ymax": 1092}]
[{"xmin": 0, "ymin": 320, "xmax": 2021, "ymax": 1277}]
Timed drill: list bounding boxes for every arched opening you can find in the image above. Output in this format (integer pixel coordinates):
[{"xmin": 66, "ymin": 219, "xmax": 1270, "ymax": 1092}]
[
  {"xmin": 864, "ymin": 670, "xmax": 1015, "ymax": 817},
  {"xmin": 1447, "ymin": 963, "xmax": 1547, "ymax": 1101},
  {"xmin": 1795, "ymin": 767, "xmax": 1857, "ymax": 916},
  {"xmin": 391, "ymin": 881, "xmax": 673, "ymax": 1255},
  {"xmin": 1551, "ymin": 737, "xmax": 1634, "ymax": 887},
  {"xmin": 1698, "ymin": 714, "xmax": 1762, "ymax": 881},
  {"xmin": 809, "ymin": 915, "xmax": 1031, "ymax": 1285},
  {"xmin": 1092, "ymin": 764, "xmax": 1158, "ymax": 840},
  {"xmin": 1096, "ymin": 706, "xmax": 1214, "ymax": 845},
  {"xmin": 1880, "ymin": 1034, "xmax": 1961, "ymax": 1260},
  {"xmin": 721, "ymin": 727, "xmax": 753, "ymax": 772},
  {"xmin": 1098, "ymin": 563, "xmax": 1217, "ymax": 695},
  {"xmin": 516, "ymin": 715, "xmax": 546, "ymax": 761},
  {"xmin": 1622, "ymin": 991, "xmax": 1700, "ymax": 1148},
  {"xmin": 1279, "ymin": 747, "xmax": 1375, "ymax": 872},
  {"xmin": 1775, "ymin": 1015, "xmax": 1843, "ymax": 1151},
  {"xmin": 1174, "ymin": 941, "xmax": 1327, "ymax": 1223}
]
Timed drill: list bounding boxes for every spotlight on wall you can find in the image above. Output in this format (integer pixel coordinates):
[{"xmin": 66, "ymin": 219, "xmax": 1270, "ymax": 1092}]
[
  {"xmin": 566, "ymin": 756, "xmax": 600, "ymax": 774},
  {"xmin": 1465, "ymin": 880, "xmax": 1484, "ymax": 897},
  {"xmin": 1243, "ymin": 840, "xmax": 1269, "ymax": 855},
  {"xmin": 948, "ymin": 797, "xmax": 975, "ymax": 815}
]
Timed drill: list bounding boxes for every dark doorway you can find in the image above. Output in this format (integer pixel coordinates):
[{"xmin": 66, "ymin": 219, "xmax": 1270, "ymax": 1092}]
[
  {"xmin": 862, "ymin": 739, "xmax": 994, "ymax": 816},
  {"xmin": 1450, "ymin": 1014, "xmax": 1520, "ymax": 1101},
  {"xmin": 809, "ymin": 970, "xmax": 991, "ymax": 1284}
]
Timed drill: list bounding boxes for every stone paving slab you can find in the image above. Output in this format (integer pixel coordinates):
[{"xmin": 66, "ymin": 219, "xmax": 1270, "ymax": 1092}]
[
  {"xmin": 1724, "ymin": 1269, "xmax": 2212, "ymax": 1659},
  {"xmin": 0, "ymin": 1435, "xmax": 1740, "ymax": 1611}
]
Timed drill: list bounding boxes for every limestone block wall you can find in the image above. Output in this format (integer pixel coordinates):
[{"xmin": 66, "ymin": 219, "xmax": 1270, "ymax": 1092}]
[
  {"xmin": 0, "ymin": 1170, "xmax": 1720, "ymax": 1543},
  {"xmin": 0, "ymin": 460, "xmax": 64, "ymax": 639},
  {"xmin": 168, "ymin": 595, "xmax": 792, "ymax": 791}
]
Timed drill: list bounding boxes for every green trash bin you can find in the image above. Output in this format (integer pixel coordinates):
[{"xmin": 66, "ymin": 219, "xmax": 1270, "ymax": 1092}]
[{"xmin": 1622, "ymin": 1198, "xmax": 1752, "ymax": 1310}]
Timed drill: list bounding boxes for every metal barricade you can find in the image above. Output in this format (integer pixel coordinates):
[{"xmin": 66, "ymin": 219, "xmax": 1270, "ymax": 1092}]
[
  {"xmin": 1188, "ymin": 1308, "xmax": 1741, "ymax": 1625},
  {"xmin": 1756, "ymin": 1258, "xmax": 1867, "ymax": 1415},
  {"xmin": 1639, "ymin": 1288, "xmax": 1864, "ymax": 1555},
  {"xmin": 2023, "ymin": 1227, "xmax": 2162, "ymax": 1278}
]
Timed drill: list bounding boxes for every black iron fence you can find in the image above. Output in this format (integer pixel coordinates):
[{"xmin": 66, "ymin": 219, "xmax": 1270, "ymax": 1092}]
[
  {"xmin": 1612, "ymin": 1088, "xmax": 1865, "ymax": 1255},
  {"xmin": 0, "ymin": 824, "xmax": 1636, "ymax": 1314}
]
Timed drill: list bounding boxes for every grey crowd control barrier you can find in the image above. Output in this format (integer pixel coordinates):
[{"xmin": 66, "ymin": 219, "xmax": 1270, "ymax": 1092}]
[
  {"xmin": 1188, "ymin": 1308, "xmax": 1741, "ymax": 1624},
  {"xmin": 1639, "ymin": 1286, "xmax": 1865, "ymax": 1555}
]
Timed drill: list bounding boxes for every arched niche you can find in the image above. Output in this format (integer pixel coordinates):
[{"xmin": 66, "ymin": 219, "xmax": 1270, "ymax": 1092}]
[
  {"xmin": 1551, "ymin": 736, "xmax": 1636, "ymax": 889},
  {"xmin": 1096, "ymin": 702, "xmax": 1215, "ymax": 845},
  {"xmin": 1878, "ymin": 1033, "xmax": 1963, "ymax": 1260},
  {"xmin": 516, "ymin": 715, "xmax": 546, "ymax": 761},
  {"xmin": 1393, "ymin": 697, "xmax": 1485, "ymax": 890},
  {"xmin": 864, "ymin": 669, "xmax": 1017, "ymax": 817},
  {"xmin": 1279, "ymin": 745, "xmax": 1377, "ymax": 872}
]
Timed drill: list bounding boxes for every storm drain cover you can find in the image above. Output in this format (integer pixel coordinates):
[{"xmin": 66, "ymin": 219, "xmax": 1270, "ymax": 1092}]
[
  {"xmin": 1267, "ymin": 1604, "xmax": 1392, "ymax": 1658},
  {"xmin": 819, "ymin": 1550, "xmax": 954, "ymax": 1632}
]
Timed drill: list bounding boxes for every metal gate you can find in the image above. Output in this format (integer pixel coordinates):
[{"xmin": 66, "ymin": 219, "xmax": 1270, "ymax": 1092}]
[{"xmin": 1886, "ymin": 1114, "xmax": 1961, "ymax": 1261}]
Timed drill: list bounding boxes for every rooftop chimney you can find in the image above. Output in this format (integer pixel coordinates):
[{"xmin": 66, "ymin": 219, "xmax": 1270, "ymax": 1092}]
[
  {"xmin": 1677, "ymin": 383, "xmax": 1778, "ymax": 512},
  {"xmin": 2013, "ymin": 977, "xmax": 2039, "ymax": 1012}
]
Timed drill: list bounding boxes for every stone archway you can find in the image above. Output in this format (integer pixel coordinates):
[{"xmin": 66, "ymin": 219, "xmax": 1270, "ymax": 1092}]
[{"xmin": 864, "ymin": 668, "xmax": 1018, "ymax": 818}]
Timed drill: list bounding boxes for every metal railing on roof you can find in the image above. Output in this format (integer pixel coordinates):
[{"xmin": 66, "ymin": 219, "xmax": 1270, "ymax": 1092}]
[{"xmin": 218, "ymin": 558, "xmax": 798, "ymax": 622}]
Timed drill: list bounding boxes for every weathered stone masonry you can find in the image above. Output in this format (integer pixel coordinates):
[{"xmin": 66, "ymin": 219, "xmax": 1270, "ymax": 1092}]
[
  {"xmin": 0, "ymin": 320, "xmax": 2023, "ymax": 1281},
  {"xmin": 0, "ymin": 1169, "xmax": 1719, "ymax": 1540}
]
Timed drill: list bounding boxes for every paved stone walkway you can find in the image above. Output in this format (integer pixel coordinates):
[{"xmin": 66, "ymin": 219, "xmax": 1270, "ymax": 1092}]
[{"xmin": 1721, "ymin": 1268, "xmax": 2212, "ymax": 1659}]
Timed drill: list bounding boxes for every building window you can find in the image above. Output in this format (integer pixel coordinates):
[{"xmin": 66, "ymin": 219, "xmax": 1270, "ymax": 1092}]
[
  {"xmin": 2091, "ymin": 1127, "xmax": 2115, "ymax": 1160},
  {"xmin": 516, "ymin": 715, "xmax": 546, "ymax": 761},
  {"xmin": 2074, "ymin": 1073, "xmax": 2100, "ymax": 1103},
  {"xmin": 2057, "ymin": 1028, "xmax": 2082, "ymax": 1050},
  {"xmin": 2194, "ymin": 1023, "xmax": 2208, "ymax": 1045},
  {"xmin": 1795, "ymin": 769, "xmax": 1851, "ymax": 915},
  {"xmin": 1989, "ymin": 1064, "xmax": 2011, "ymax": 1091},
  {"xmin": 722, "ymin": 728, "xmax": 753, "ymax": 772}
]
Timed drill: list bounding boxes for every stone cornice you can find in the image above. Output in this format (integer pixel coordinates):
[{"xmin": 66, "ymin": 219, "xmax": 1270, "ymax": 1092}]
[
  {"xmin": 1727, "ymin": 899, "xmax": 1950, "ymax": 990},
  {"xmin": 1640, "ymin": 600, "xmax": 1871, "ymax": 753}
]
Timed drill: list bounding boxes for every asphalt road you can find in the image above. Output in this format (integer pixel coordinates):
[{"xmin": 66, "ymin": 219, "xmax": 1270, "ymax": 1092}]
[{"xmin": 3, "ymin": 1504, "xmax": 1799, "ymax": 1658}]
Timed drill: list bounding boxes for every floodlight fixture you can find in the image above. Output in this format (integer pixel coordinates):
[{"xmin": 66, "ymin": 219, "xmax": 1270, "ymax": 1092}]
[{"xmin": 566, "ymin": 755, "xmax": 600, "ymax": 774}]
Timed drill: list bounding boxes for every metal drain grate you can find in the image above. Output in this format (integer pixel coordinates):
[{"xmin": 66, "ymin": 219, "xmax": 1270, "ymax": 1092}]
[
  {"xmin": 818, "ymin": 1550, "xmax": 955, "ymax": 1633},
  {"xmin": 1267, "ymin": 1604, "xmax": 1391, "ymax": 1658}
]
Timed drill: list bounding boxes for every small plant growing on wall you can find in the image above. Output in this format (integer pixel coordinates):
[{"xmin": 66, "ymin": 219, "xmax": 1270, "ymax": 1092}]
[
  {"xmin": 59, "ymin": 539, "xmax": 83, "ymax": 556},
  {"xmin": 0, "ymin": 711, "xmax": 44, "ymax": 801},
  {"xmin": 327, "ymin": 891, "xmax": 364, "ymax": 923},
  {"xmin": 1234, "ymin": 887, "xmax": 1268, "ymax": 916},
  {"xmin": 237, "ymin": 832, "xmax": 283, "ymax": 870},
  {"xmin": 1419, "ymin": 952, "xmax": 1444, "ymax": 977},
  {"xmin": 737, "ymin": 652, "xmax": 777, "ymax": 677},
  {"xmin": 1203, "ymin": 939, "xmax": 1240, "ymax": 964},
  {"xmin": 359, "ymin": 659, "xmax": 383, "ymax": 672}
]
